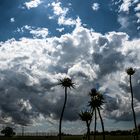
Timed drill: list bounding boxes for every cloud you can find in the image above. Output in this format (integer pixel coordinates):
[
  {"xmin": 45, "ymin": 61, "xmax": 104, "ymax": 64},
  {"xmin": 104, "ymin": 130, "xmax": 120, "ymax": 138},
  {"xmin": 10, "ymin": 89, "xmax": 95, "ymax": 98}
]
[
  {"xmin": 117, "ymin": 12, "xmax": 140, "ymax": 37},
  {"xmin": 17, "ymin": 25, "xmax": 49, "ymax": 39},
  {"xmin": 104, "ymin": 67, "xmax": 140, "ymax": 121},
  {"xmin": 118, "ymin": 15, "xmax": 129, "ymax": 29},
  {"xmin": 0, "ymin": 23, "xmax": 140, "ymax": 130},
  {"xmin": 49, "ymin": 1, "xmax": 77, "ymax": 26},
  {"xmin": 24, "ymin": 0, "xmax": 42, "ymax": 9},
  {"xmin": 56, "ymin": 28, "xmax": 64, "ymax": 32},
  {"xmin": 134, "ymin": 3, "xmax": 140, "ymax": 11},
  {"xmin": 119, "ymin": 0, "xmax": 133, "ymax": 13},
  {"xmin": 51, "ymin": 2, "xmax": 68, "ymax": 16},
  {"xmin": 104, "ymin": 94, "xmax": 140, "ymax": 121},
  {"xmin": 136, "ymin": 13, "xmax": 140, "ymax": 30},
  {"xmin": 58, "ymin": 16, "xmax": 76, "ymax": 26},
  {"xmin": 111, "ymin": 0, "xmax": 140, "ymax": 37},
  {"xmin": 29, "ymin": 28, "xmax": 49, "ymax": 38},
  {"xmin": 92, "ymin": 3, "xmax": 100, "ymax": 11},
  {"xmin": 10, "ymin": 18, "xmax": 15, "ymax": 23}
]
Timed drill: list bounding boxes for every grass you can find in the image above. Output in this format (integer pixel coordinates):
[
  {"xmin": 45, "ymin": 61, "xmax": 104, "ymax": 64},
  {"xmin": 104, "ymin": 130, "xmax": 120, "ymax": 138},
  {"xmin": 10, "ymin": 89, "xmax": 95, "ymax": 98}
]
[{"xmin": 0, "ymin": 135, "xmax": 136, "ymax": 140}]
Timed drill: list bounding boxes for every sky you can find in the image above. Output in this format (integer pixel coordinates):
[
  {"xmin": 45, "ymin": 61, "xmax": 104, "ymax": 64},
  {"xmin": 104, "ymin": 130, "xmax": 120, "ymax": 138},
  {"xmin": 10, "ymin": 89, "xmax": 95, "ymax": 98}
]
[{"xmin": 0, "ymin": 0, "xmax": 140, "ymax": 134}]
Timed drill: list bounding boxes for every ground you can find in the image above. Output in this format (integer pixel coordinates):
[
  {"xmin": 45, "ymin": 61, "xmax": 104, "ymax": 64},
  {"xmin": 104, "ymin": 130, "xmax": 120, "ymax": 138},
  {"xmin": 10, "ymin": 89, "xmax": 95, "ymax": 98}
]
[{"xmin": 0, "ymin": 135, "xmax": 136, "ymax": 140}]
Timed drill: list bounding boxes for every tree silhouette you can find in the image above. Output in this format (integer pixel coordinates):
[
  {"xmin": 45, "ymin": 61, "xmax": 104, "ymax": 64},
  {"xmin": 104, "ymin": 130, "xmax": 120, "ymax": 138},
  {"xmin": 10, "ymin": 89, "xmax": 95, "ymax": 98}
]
[
  {"xmin": 58, "ymin": 77, "xmax": 75, "ymax": 140},
  {"xmin": 89, "ymin": 88, "xmax": 105, "ymax": 140},
  {"xmin": 89, "ymin": 88, "xmax": 97, "ymax": 140},
  {"xmin": 126, "ymin": 67, "xmax": 138, "ymax": 140},
  {"xmin": 1, "ymin": 127, "xmax": 16, "ymax": 137},
  {"xmin": 79, "ymin": 110, "xmax": 92, "ymax": 140}
]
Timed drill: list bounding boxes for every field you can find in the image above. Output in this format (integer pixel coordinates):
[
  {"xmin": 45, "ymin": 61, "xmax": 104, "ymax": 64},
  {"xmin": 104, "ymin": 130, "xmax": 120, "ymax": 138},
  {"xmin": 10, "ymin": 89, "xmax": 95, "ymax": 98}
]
[{"xmin": 0, "ymin": 135, "xmax": 136, "ymax": 140}]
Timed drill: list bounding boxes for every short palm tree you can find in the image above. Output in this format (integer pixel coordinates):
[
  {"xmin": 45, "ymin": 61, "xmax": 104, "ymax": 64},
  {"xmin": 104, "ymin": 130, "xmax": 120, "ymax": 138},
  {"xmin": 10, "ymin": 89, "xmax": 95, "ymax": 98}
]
[
  {"xmin": 126, "ymin": 67, "xmax": 138, "ymax": 140},
  {"xmin": 89, "ymin": 88, "xmax": 105, "ymax": 140},
  {"xmin": 79, "ymin": 110, "xmax": 92, "ymax": 140},
  {"xmin": 58, "ymin": 77, "xmax": 75, "ymax": 140}
]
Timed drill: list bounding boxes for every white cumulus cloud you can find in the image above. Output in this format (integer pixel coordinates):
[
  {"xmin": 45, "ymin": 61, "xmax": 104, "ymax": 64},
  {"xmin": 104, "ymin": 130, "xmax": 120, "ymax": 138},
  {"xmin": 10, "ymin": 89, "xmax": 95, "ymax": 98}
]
[
  {"xmin": 92, "ymin": 3, "xmax": 100, "ymax": 11},
  {"xmin": 24, "ymin": 0, "xmax": 42, "ymax": 9},
  {"xmin": 119, "ymin": 0, "xmax": 133, "ymax": 13},
  {"xmin": 17, "ymin": 25, "xmax": 49, "ymax": 39},
  {"xmin": 10, "ymin": 17, "xmax": 15, "ymax": 23},
  {"xmin": 50, "ymin": 1, "xmax": 77, "ymax": 26},
  {"xmin": 51, "ymin": 2, "xmax": 68, "ymax": 16},
  {"xmin": 30, "ymin": 28, "xmax": 49, "ymax": 38}
]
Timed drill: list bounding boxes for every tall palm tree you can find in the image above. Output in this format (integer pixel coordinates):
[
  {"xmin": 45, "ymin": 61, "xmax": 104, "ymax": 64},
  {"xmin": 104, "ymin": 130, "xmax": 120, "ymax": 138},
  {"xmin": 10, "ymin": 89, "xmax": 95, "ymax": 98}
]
[
  {"xmin": 89, "ymin": 88, "xmax": 97, "ymax": 140},
  {"xmin": 58, "ymin": 77, "xmax": 75, "ymax": 140},
  {"xmin": 126, "ymin": 67, "xmax": 138, "ymax": 140},
  {"xmin": 79, "ymin": 110, "xmax": 92, "ymax": 140},
  {"xmin": 89, "ymin": 88, "xmax": 105, "ymax": 140}
]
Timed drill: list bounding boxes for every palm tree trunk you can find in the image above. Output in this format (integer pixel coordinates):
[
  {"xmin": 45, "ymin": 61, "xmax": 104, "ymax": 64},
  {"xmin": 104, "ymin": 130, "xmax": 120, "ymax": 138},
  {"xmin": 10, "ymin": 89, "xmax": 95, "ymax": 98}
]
[
  {"xmin": 94, "ymin": 108, "xmax": 97, "ymax": 140},
  {"xmin": 86, "ymin": 121, "xmax": 90, "ymax": 140},
  {"xmin": 97, "ymin": 107, "xmax": 105, "ymax": 140},
  {"xmin": 59, "ymin": 87, "xmax": 67, "ymax": 140},
  {"xmin": 130, "ymin": 75, "xmax": 138, "ymax": 140}
]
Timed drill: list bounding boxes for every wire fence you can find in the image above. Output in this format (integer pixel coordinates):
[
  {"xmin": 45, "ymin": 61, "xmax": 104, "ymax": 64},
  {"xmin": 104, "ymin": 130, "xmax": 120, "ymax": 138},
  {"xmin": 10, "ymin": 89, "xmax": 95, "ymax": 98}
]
[{"xmin": 16, "ymin": 132, "xmax": 58, "ymax": 136}]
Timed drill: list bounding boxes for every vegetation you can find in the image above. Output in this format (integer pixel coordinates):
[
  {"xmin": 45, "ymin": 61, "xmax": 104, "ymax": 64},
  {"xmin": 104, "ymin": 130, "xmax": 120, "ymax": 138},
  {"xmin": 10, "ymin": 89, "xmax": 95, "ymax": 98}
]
[
  {"xmin": 126, "ymin": 67, "xmax": 138, "ymax": 140},
  {"xmin": 79, "ymin": 110, "xmax": 92, "ymax": 140},
  {"xmin": 58, "ymin": 77, "xmax": 75, "ymax": 140},
  {"xmin": 0, "ymin": 135, "xmax": 138, "ymax": 140},
  {"xmin": 88, "ymin": 88, "xmax": 97, "ymax": 140},
  {"xmin": 1, "ymin": 126, "xmax": 16, "ymax": 137},
  {"xmin": 88, "ymin": 88, "xmax": 105, "ymax": 140}
]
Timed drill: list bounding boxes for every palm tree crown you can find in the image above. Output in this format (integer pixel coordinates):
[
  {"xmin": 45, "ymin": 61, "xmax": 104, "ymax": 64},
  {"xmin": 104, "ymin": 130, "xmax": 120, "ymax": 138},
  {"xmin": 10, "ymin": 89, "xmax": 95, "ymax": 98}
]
[
  {"xmin": 59, "ymin": 77, "xmax": 75, "ymax": 88},
  {"xmin": 79, "ymin": 110, "xmax": 92, "ymax": 140},
  {"xmin": 79, "ymin": 111, "xmax": 92, "ymax": 122},
  {"xmin": 89, "ymin": 88, "xmax": 97, "ymax": 97},
  {"xmin": 88, "ymin": 89, "xmax": 104, "ymax": 109},
  {"xmin": 126, "ymin": 67, "xmax": 135, "ymax": 75}
]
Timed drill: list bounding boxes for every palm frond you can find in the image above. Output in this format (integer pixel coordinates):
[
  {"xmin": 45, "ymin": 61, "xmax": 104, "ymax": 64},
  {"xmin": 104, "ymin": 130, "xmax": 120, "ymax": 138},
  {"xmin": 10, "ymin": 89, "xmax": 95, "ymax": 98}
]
[
  {"xmin": 79, "ymin": 110, "xmax": 92, "ymax": 122},
  {"xmin": 58, "ymin": 77, "xmax": 75, "ymax": 89},
  {"xmin": 126, "ymin": 67, "xmax": 135, "ymax": 75},
  {"xmin": 88, "ymin": 89, "xmax": 105, "ymax": 109}
]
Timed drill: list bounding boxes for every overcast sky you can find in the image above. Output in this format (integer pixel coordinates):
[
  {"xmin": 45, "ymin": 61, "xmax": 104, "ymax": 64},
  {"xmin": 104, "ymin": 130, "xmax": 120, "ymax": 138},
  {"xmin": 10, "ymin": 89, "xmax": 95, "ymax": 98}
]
[{"xmin": 0, "ymin": 0, "xmax": 140, "ymax": 134}]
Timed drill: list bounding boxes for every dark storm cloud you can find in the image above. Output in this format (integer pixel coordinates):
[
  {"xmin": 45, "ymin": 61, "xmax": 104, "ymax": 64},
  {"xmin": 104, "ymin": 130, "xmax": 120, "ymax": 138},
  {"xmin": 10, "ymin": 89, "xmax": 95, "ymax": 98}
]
[
  {"xmin": 104, "ymin": 94, "xmax": 140, "ymax": 122},
  {"xmin": 93, "ymin": 52, "xmax": 124, "ymax": 76},
  {"xmin": 0, "ymin": 68, "xmax": 60, "ymax": 125},
  {"xmin": 0, "ymin": 70, "xmax": 40, "ymax": 125},
  {"xmin": 92, "ymin": 32, "xmax": 127, "ymax": 77}
]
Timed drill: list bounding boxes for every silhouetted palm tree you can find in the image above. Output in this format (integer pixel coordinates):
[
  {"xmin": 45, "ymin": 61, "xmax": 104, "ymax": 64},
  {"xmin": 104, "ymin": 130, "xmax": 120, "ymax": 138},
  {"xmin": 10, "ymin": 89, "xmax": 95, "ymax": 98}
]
[
  {"xmin": 89, "ymin": 88, "xmax": 97, "ymax": 140},
  {"xmin": 58, "ymin": 77, "xmax": 75, "ymax": 140},
  {"xmin": 126, "ymin": 67, "xmax": 138, "ymax": 140},
  {"xmin": 89, "ymin": 88, "xmax": 105, "ymax": 140},
  {"xmin": 79, "ymin": 110, "xmax": 92, "ymax": 140}
]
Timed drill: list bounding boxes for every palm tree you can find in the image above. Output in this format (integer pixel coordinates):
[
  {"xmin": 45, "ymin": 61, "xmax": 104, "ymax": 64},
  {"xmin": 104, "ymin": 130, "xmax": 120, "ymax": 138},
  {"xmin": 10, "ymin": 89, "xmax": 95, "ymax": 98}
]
[
  {"xmin": 89, "ymin": 88, "xmax": 97, "ymax": 140},
  {"xmin": 58, "ymin": 77, "xmax": 75, "ymax": 140},
  {"xmin": 79, "ymin": 110, "xmax": 92, "ymax": 140},
  {"xmin": 126, "ymin": 67, "xmax": 138, "ymax": 140},
  {"xmin": 89, "ymin": 88, "xmax": 105, "ymax": 140}
]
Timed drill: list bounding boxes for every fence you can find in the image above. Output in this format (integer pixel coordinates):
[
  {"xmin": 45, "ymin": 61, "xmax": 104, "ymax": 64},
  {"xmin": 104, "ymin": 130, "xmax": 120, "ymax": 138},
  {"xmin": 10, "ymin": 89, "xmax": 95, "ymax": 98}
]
[{"xmin": 16, "ymin": 132, "xmax": 58, "ymax": 136}]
